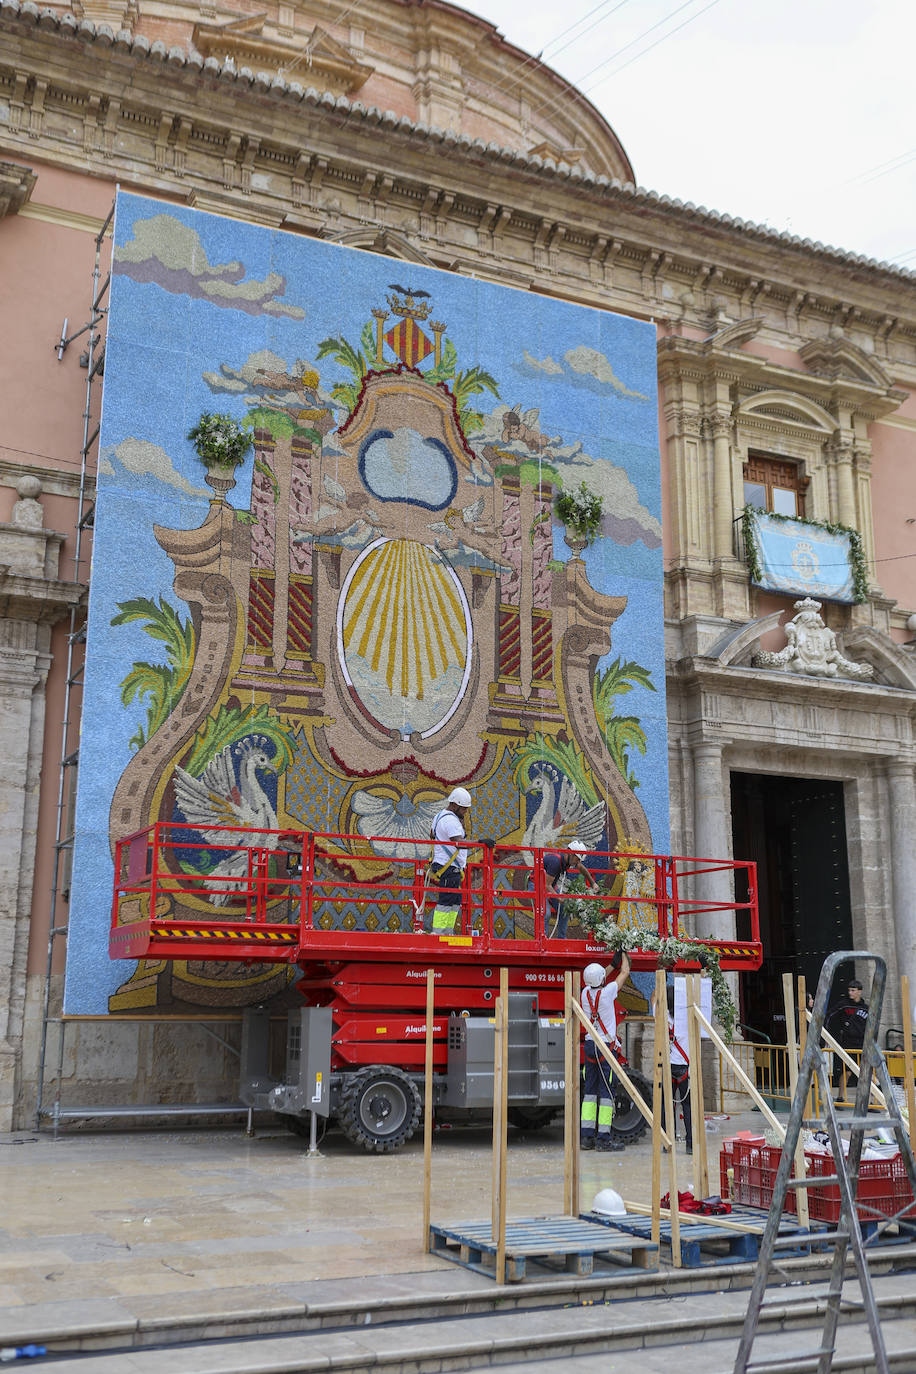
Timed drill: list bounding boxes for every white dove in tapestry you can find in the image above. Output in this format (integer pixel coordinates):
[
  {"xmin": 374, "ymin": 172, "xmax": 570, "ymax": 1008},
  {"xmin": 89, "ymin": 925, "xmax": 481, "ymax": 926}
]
[
  {"xmin": 171, "ymin": 738, "xmax": 278, "ymax": 904},
  {"xmin": 522, "ymin": 764, "xmax": 606, "ymax": 861},
  {"xmin": 351, "ymin": 788, "xmax": 444, "ymax": 860}
]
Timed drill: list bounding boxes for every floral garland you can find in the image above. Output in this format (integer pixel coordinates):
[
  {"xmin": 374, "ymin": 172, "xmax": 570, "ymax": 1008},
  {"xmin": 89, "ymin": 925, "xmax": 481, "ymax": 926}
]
[
  {"xmin": 741, "ymin": 504, "xmax": 868, "ymax": 604},
  {"xmin": 564, "ymin": 883, "xmax": 737, "ymax": 1040}
]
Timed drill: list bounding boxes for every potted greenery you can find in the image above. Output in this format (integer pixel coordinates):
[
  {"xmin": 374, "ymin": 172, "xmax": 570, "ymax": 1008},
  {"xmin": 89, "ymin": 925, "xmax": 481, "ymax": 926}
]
[
  {"xmin": 554, "ymin": 480, "xmax": 604, "ymax": 554},
  {"xmin": 188, "ymin": 412, "xmax": 252, "ymax": 498}
]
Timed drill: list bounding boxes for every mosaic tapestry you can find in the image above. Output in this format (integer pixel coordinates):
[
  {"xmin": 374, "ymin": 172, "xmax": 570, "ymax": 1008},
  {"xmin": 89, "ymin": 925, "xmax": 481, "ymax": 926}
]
[{"xmin": 65, "ymin": 191, "xmax": 668, "ymax": 1012}]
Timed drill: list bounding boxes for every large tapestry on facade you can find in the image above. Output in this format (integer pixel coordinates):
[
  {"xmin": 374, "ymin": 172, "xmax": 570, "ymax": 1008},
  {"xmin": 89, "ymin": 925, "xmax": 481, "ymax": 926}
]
[{"xmin": 65, "ymin": 191, "xmax": 667, "ymax": 1013}]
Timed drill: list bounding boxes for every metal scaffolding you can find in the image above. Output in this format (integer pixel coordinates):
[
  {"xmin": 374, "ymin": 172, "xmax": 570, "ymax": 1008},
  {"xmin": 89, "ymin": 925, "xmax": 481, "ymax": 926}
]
[{"xmin": 34, "ymin": 203, "xmax": 112, "ymax": 1129}]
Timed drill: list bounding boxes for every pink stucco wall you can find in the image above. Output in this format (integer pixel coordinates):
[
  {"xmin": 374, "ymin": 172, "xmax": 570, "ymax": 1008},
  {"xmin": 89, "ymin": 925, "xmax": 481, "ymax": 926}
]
[
  {"xmin": 871, "ymin": 394, "xmax": 916, "ymax": 623},
  {"xmin": 0, "ymin": 160, "xmax": 116, "ymax": 484}
]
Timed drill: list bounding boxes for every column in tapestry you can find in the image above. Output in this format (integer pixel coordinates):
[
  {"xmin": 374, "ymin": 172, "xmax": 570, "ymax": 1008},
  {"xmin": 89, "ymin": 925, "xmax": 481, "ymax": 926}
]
[
  {"xmin": 531, "ymin": 479, "xmax": 556, "ymax": 693},
  {"xmin": 497, "ymin": 477, "xmax": 522, "ymax": 690},
  {"xmin": 245, "ymin": 430, "xmax": 278, "ymax": 668},
  {"xmin": 286, "ymin": 435, "xmax": 315, "ymax": 673}
]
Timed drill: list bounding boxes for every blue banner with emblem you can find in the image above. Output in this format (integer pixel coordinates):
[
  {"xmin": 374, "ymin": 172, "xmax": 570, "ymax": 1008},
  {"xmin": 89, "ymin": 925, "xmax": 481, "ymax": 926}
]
[{"xmin": 745, "ymin": 509, "xmax": 856, "ymax": 603}]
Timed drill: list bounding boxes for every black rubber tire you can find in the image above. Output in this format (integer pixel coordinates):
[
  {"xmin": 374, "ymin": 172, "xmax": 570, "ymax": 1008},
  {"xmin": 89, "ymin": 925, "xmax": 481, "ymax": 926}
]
[
  {"xmin": 610, "ymin": 1066, "xmax": 653, "ymax": 1144},
  {"xmin": 337, "ymin": 1065, "xmax": 422, "ymax": 1153},
  {"xmin": 508, "ymin": 1106, "xmax": 557, "ymax": 1131},
  {"xmin": 284, "ymin": 1114, "xmax": 311, "ymax": 1138}
]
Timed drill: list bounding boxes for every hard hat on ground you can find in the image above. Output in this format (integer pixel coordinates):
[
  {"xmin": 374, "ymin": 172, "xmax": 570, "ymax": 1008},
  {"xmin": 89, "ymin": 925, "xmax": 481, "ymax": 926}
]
[
  {"xmin": 583, "ymin": 962, "xmax": 605, "ymax": 988},
  {"xmin": 568, "ymin": 839, "xmax": 588, "ymax": 853},
  {"xmin": 447, "ymin": 786, "xmax": 472, "ymax": 808},
  {"xmin": 592, "ymin": 1188, "xmax": 626, "ymax": 1217}
]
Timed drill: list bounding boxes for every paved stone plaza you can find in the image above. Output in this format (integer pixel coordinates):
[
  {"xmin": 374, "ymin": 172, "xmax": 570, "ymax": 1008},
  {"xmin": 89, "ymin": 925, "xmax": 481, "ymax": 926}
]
[{"xmin": 0, "ymin": 1112, "xmax": 735, "ymax": 1314}]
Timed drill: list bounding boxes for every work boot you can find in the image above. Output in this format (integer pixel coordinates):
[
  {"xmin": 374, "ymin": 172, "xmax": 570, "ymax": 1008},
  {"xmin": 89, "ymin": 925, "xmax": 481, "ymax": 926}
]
[
  {"xmin": 596, "ymin": 1136, "xmax": 624, "ymax": 1153},
  {"xmin": 580, "ymin": 1135, "xmax": 596, "ymax": 1150}
]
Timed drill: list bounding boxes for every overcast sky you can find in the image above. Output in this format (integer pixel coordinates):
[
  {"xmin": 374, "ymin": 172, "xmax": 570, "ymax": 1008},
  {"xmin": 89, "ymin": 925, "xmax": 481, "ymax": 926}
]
[{"xmin": 476, "ymin": 0, "xmax": 915, "ymax": 272}]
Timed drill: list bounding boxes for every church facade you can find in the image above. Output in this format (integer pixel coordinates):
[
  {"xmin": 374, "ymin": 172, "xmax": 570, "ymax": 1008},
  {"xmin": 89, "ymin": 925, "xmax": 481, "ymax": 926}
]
[{"xmin": 1, "ymin": 0, "xmax": 915, "ymax": 1125}]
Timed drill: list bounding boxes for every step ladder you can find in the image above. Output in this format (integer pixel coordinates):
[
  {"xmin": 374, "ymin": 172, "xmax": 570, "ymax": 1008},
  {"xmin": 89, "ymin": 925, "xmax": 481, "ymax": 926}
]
[{"xmin": 734, "ymin": 949, "xmax": 916, "ymax": 1374}]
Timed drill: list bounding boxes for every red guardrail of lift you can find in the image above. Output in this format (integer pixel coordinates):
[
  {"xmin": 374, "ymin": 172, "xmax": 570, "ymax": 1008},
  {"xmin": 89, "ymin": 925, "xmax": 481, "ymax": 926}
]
[{"xmin": 109, "ymin": 822, "xmax": 761, "ymax": 970}]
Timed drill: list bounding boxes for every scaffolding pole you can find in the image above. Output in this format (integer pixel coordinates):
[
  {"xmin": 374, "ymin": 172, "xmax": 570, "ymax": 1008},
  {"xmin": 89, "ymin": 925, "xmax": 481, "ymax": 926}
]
[{"xmin": 34, "ymin": 202, "xmax": 113, "ymax": 1129}]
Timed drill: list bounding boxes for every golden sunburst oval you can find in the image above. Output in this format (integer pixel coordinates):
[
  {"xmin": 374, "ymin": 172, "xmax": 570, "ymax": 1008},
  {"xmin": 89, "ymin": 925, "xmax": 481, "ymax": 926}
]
[{"xmin": 337, "ymin": 537, "xmax": 472, "ymax": 739}]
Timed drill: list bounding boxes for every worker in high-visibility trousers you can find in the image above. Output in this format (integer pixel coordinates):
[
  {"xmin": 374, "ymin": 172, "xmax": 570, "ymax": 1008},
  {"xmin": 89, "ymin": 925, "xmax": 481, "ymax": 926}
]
[
  {"xmin": 580, "ymin": 953, "xmax": 630, "ymax": 1153},
  {"xmin": 427, "ymin": 787, "xmax": 472, "ymax": 933}
]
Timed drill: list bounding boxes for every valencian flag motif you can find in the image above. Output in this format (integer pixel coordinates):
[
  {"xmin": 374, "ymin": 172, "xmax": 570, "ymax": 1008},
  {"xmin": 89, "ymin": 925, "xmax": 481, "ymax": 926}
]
[{"xmin": 385, "ymin": 316, "xmax": 434, "ymax": 367}]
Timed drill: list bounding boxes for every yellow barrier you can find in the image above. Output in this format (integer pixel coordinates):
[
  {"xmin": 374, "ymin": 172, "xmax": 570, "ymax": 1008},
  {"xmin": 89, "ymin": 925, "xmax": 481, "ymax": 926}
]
[{"xmin": 718, "ymin": 1042, "xmax": 911, "ymax": 1114}]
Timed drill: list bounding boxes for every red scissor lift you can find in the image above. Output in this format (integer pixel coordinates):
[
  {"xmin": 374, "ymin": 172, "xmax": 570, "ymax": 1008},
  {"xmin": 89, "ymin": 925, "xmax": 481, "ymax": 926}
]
[{"xmin": 111, "ymin": 824, "xmax": 760, "ymax": 1149}]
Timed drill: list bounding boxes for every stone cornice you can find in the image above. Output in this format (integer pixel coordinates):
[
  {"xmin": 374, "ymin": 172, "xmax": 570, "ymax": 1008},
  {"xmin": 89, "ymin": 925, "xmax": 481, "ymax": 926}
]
[
  {"xmin": 671, "ymin": 657, "xmax": 916, "ymax": 717},
  {"xmin": 0, "ymin": 458, "xmax": 95, "ymax": 500},
  {"xmin": 0, "ymin": 569, "xmax": 85, "ymax": 622},
  {"xmin": 189, "ymin": 20, "xmax": 374, "ymax": 95},
  {"xmin": 0, "ymin": 157, "xmax": 36, "ymax": 216},
  {"xmin": 2, "ymin": 1, "xmax": 916, "ymax": 321},
  {"xmin": 657, "ymin": 336, "xmax": 908, "ymax": 422}
]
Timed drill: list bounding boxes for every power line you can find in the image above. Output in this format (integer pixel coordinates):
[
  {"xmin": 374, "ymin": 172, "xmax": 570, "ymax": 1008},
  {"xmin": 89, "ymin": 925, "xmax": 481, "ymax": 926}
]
[
  {"xmin": 584, "ymin": 0, "xmax": 722, "ymax": 96},
  {"xmin": 332, "ymin": 0, "xmax": 364, "ymax": 27},
  {"xmin": 528, "ymin": 0, "xmax": 719, "ymax": 122},
  {"xmin": 493, "ymin": 0, "xmax": 635, "ymax": 100},
  {"xmin": 837, "ymin": 145, "xmax": 916, "ymax": 189},
  {"xmin": 854, "ymin": 150, "xmax": 916, "ymax": 190},
  {"xmin": 491, "ymin": 0, "xmax": 620, "ymax": 97}
]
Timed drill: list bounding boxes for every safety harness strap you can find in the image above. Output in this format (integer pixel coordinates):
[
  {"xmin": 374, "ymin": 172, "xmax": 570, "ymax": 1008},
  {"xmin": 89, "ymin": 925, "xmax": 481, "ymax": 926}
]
[
  {"xmin": 586, "ymin": 986, "xmax": 611, "ymax": 1041},
  {"xmin": 428, "ymin": 810, "xmax": 460, "ymax": 882}
]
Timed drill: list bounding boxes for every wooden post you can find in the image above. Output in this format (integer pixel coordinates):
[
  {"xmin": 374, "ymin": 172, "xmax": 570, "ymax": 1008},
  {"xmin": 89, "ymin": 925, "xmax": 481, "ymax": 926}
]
[
  {"xmin": 902, "ymin": 975, "xmax": 916, "ymax": 1157},
  {"xmin": 422, "ymin": 968, "xmax": 435, "ymax": 1249},
  {"xmin": 650, "ymin": 972, "xmax": 664, "ymax": 1251},
  {"xmin": 570, "ymin": 999, "xmax": 667, "ymax": 1139},
  {"xmin": 781, "ymin": 972, "xmax": 809, "ymax": 1229},
  {"xmin": 797, "ymin": 975, "xmax": 813, "ymax": 1120},
  {"xmin": 491, "ymin": 966, "xmax": 509, "ymax": 1283},
  {"xmin": 804, "ymin": 1010, "xmax": 887, "ymax": 1110},
  {"xmin": 693, "ymin": 1008, "xmax": 786, "ymax": 1140},
  {"xmin": 686, "ymin": 974, "xmax": 708, "ymax": 1197},
  {"xmin": 657, "ymin": 969, "xmax": 681, "ymax": 1265},
  {"xmin": 563, "ymin": 971, "xmax": 581, "ymax": 1218}
]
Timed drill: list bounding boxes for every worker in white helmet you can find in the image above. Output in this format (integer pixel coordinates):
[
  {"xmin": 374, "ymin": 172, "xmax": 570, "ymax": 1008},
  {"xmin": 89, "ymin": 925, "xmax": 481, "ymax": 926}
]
[
  {"xmin": 427, "ymin": 787, "xmax": 472, "ymax": 933},
  {"xmin": 580, "ymin": 954, "xmax": 630, "ymax": 1152},
  {"xmin": 543, "ymin": 839, "xmax": 598, "ymax": 939}
]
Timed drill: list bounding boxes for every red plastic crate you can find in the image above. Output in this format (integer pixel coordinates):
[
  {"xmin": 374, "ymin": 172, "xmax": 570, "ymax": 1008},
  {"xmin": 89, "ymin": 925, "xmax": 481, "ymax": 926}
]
[
  {"xmin": 804, "ymin": 1151, "xmax": 916, "ymax": 1224},
  {"xmin": 729, "ymin": 1139, "xmax": 797, "ymax": 1214},
  {"xmin": 724, "ymin": 1140, "xmax": 916, "ymax": 1223}
]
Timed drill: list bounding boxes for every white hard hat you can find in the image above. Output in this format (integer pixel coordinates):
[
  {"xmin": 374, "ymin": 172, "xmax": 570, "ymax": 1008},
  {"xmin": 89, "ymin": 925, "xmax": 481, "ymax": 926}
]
[
  {"xmin": 568, "ymin": 840, "xmax": 587, "ymax": 853},
  {"xmin": 583, "ymin": 962, "xmax": 605, "ymax": 988},
  {"xmin": 447, "ymin": 787, "xmax": 472, "ymax": 808},
  {"xmin": 592, "ymin": 1188, "xmax": 626, "ymax": 1218}
]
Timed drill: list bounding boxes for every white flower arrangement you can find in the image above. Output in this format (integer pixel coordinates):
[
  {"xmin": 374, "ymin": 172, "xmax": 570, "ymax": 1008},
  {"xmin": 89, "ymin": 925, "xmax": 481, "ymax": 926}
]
[{"xmin": 187, "ymin": 412, "xmax": 252, "ymax": 468}]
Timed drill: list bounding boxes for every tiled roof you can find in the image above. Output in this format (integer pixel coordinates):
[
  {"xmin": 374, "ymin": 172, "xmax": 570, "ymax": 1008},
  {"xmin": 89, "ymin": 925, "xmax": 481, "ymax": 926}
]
[{"xmin": 3, "ymin": 0, "xmax": 914, "ymax": 283}]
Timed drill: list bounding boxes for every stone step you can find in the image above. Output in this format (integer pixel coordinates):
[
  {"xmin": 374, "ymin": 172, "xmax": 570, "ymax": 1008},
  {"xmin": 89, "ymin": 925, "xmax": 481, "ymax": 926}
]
[
  {"xmin": 5, "ymin": 1240, "xmax": 915, "ymax": 1358},
  {"xmin": 463, "ymin": 1315, "xmax": 916, "ymax": 1374},
  {"xmin": 17, "ymin": 1269, "xmax": 916, "ymax": 1374}
]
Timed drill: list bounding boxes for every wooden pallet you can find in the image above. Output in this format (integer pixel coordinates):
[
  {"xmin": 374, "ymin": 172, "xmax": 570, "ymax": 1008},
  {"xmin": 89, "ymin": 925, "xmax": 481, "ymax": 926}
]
[
  {"xmin": 583, "ymin": 1206, "xmax": 803, "ymax": 1269},
  {"xmin": 429, "ymin": 1214, "xmax": 658, "ymax": 1282}
]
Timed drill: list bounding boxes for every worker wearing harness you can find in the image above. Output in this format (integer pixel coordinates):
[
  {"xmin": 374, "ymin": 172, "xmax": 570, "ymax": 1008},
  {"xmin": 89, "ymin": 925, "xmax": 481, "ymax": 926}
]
[
  {"xmin": 427, "ymin": 787, "xmax": 472, "ymax": 933},
  {"xmin": 580, "ymin": 953, "xmax": 630, "ymax": 1152}
]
